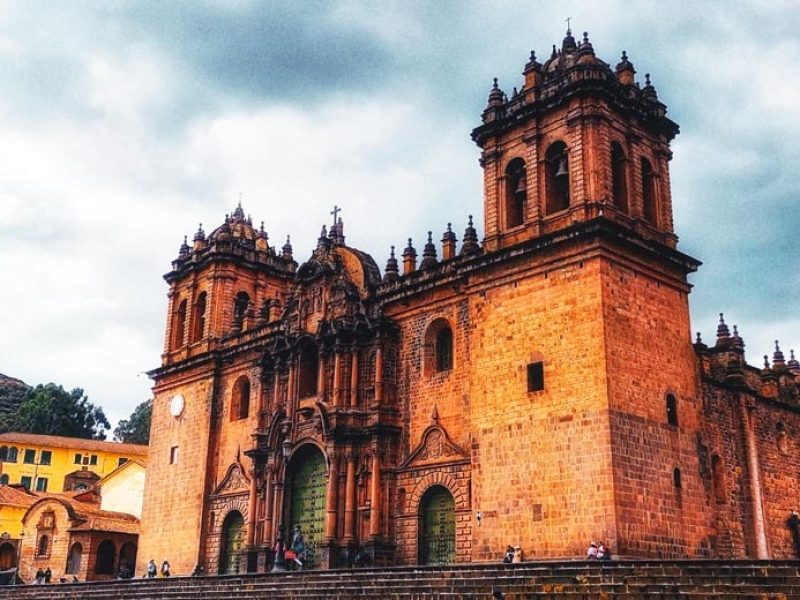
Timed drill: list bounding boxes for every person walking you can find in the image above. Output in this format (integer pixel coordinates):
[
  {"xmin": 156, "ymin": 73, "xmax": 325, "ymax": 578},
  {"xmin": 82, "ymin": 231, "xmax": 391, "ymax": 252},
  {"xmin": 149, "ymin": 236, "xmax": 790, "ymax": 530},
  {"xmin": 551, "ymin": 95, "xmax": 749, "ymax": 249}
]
[
  {"xmin": 161, "ymin": 560, "xmax": 171, "ymax": 577},
  {"xmin": 290, "ymin": 525, "xmax": 306, "ymax": 569},
  {"xmin": 586, "ymin": 541, "xmax": 598, "ymax": 559},
  {"xmin": 147, "ymin": 559, "xmax": 157, "ymax": 578}
]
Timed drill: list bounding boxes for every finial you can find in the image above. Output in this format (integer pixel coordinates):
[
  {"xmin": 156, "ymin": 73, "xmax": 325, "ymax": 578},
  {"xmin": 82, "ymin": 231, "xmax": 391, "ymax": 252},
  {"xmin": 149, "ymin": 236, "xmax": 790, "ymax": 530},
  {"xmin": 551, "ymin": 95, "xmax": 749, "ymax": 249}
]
[
  {"xmin": 260, "ymin": 221, "xmax": 265, "ymax": 232},
  {"xmin": 420, "ymin": 230, "xmax": 438, "ymax": 270},
  {"xmin": 320, "ymin": 224, "xmax": 327, "ymax": 238},
  {"xmin": 282, "ymin": 234, "xmax": 293, "ymax": 260},
  {"xmin": 716, "ymin": 313, "xmax": 730, "ymax": 339},
  {"xmin": 621, "ymin": 50, "xmax": 627, "ymax": 59},
  {"xmin": 492, "ymin": 77, "xmax": 498, "ymax": 89},
  {"xmin": 512, "ymin": 86, "xmax": 518, "ymax": 98},
  {"xmin": 461, "ymin": 214, "xmax": 481, "ymax": 256},
  {"xmin": 774, "ymin": 340, "xmax": 786, "ymax": 366},
  {"xmin": 383, "ymin": 245, "xmax": 399, "ymax": 283},
  {"xmin": 645, "ymin": 73, "xmax": 651, "ymax": 86},
  {"xmin": 696, "ymin": 332, "xmax": 703, "ymax": 344},
  {"xmin": 788, "ymin": 349, "xmax": 800, "ymax": 373},
  {"xmin": 193, "ymin": 223, "xmax": 206, "ymax": 241},
  {"xmin": 530, "ymin": 50, "xmax": 536, "ymax": 61},
  {"xmin": 330, "ymin": 204, "xmax": 341, "ymax": 226},
  {"xmin": 551, "ymin": 44, "xmax": 557, "ymax": 58},
  {"xmin": 447, "ymin": 222, "xmax": 453, "ymax": 232},
  {"xmin": 583, "ymin": 31, "xmax": 589, "ymax": 43},
  {"xmin": 431, "ymin": 403, "xmax": 440, "ymax": 423},
  {"xmin": 764, "ymin": 355, "xmax": 771, "ymax": 369},
  {"xmin": 565, "ymin": 16, "xmax": 571, "ymax": 35}
]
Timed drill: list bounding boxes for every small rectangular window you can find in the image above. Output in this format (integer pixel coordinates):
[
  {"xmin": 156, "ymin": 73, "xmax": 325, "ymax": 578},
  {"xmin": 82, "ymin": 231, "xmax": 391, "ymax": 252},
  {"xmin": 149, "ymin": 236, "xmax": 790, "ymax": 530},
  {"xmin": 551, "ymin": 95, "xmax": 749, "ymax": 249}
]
[
  {"xmin": 89, "ymin": 455, "xmax": 98, "ymax": 466},
  {"xmin": 21, "ymin": 476, "xmax": 32, "ymax": 490},
  {"xmin": 36, "ymin": 477, "xmax": 48, "ymax": 492},
  {"xmin": 74, "ymin": 453, "xmax": 82, "ymax": 465},
  {"xmin": 527, "ymin": 362, "xmax": 544, "ymax": 392},
  {"xmin": 40, "ymin": 450, "xmax": 52, "ymax": 466},
  {"xmin": 23, "ymin": 449, "xmax": 36, "ymax": 464},
  {"xmin": 118, "ymin": 457, "xmax": 128, "ymax": 467},
  {"xmin": 170, "ymin": 446, "xmax": 179, "ymax": 465},
  {"xmin": 82, "ymin": 455, "xmax": 89, "ymax": 465}
]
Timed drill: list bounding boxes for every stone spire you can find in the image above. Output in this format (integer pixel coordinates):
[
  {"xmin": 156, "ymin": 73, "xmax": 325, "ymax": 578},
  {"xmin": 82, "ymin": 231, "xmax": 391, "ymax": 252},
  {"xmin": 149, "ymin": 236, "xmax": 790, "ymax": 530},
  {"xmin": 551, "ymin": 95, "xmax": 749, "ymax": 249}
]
[
  {"xmin": 419, "ymin": 231, "xmax": 438, "ymax": 270},
  {"xmin": 178, "ymin": 235, "xmax": 190, "ymax": 258},
  {"xmin": 615, "ymin": 50, "xmax": 635, "ymax": 85},
  {"xmin": 402, "ymin": 238, "xmax": 417, "ymax": 275},
  {"xmin": 732, "ymin": 325, "xmax": 745, "ymax": 351},
  {"xmin": 383, "ymin": 246, "xmax": 399, "ymax": 283},
  {"xmin": 773, "ymin": 340, "xmax": 787, "ymax": 370},
  {"xmin": 716, "ymin": 313, "xmax": 730, "ymax": 340},
  {"xmin": 788, "ymin": 350, "xmax": 800, "ymax": 374},
  {"xmin": 282, "ymin": 235, "xmax": 293, "ymax": 260},
  {"xmin": 460, "ymin": 215, "xmax": 481, "ymax": 256},
  {"xmin": 642, "ymin": 73, "xmax": 658, "ymax": 101},
  {"xmin": 441, "ymin": 223, "xmax": 457, "ymax": 260},
  {"xmin": 256, "ymin": 221, "xmax": 269, "ymax": 251}
]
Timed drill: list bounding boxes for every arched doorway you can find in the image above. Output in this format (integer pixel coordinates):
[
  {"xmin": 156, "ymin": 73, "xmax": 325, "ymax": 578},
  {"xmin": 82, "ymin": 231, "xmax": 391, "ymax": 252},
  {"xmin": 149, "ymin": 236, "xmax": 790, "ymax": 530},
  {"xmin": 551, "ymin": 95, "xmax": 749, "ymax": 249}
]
[
  {"xmin": 287, "ymin": 445, "xmax": 327, "ymax": 568},
  {"xmin": 0, "ymin": 543, "xmax": 15, "ymax": 570},
  {"xmin": 66, "ymin": 542, "xmax": 82, "ymax": 574},
  {"xmin": 419, "ymin": 485, "xmax": 455, "ymax": 565},
  {"xmin": 95, "ymin": 540, "xmax": 115, "ymax": 575},
  {"xmin": 219, "ymin": 510, "xmax": 244, "ymax": 574},
  {"xmin": 118, "ymin": 541, "xmax": 137, "ymax": 575}
]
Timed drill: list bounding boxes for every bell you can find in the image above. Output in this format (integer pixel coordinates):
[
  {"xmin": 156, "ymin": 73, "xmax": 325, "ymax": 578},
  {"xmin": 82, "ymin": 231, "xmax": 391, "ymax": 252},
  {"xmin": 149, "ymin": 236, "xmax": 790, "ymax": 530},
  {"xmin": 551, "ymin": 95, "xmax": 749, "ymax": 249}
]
[
  {"xmin": 514, "ymin": 176, "xmax": 527, "ymax": 195},
  {"xmin": 555, "ymin": 157, "xmax": 568, "ymax": 178}
]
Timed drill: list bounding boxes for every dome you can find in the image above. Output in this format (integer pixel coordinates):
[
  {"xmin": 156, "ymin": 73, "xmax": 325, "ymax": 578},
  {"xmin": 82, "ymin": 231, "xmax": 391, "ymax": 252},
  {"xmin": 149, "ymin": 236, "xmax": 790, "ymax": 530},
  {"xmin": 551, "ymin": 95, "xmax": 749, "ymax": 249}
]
[{"xmin": 208, "ymin": 203, "xmax": 259, "ymax": 244}]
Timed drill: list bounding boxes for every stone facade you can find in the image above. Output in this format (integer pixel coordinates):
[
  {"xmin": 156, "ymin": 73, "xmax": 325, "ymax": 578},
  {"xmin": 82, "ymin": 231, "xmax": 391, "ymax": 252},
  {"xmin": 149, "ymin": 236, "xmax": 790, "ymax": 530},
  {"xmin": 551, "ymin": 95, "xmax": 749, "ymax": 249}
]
[{"xmin": 138, "ymin": 29, "xmax": 800, "ymax": 575}]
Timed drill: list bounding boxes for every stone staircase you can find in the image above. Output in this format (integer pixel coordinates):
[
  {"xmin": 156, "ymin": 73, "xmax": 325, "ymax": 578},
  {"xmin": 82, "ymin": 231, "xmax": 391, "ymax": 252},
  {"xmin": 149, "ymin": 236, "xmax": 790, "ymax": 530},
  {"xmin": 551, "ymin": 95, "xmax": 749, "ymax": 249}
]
[{"xmin": 2, "ymin": 560, "xmax": 800, "ymax": 599}]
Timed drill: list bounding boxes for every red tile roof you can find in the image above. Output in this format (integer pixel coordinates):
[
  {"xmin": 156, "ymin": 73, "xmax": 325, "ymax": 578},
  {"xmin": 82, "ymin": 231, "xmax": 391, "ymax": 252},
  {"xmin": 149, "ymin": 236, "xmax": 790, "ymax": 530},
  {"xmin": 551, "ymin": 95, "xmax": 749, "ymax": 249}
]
[
  {"xmin": 0, "ymin": 432, "xmax": 147, "ymax": 456},
  {"xmin": 0, "ymin": 484, "xmax": 38, "ymax": 508}
]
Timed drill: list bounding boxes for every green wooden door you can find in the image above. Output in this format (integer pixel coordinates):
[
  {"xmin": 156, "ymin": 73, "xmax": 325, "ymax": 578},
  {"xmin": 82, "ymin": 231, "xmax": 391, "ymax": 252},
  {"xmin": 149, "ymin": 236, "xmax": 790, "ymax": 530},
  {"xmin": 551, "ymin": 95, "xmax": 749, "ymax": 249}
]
[
  {"xmin": 420, "ymin": 486, "xmax": 456, "ymax": 565},
  {"xmin": 220, "ymin": 511, "xmax": 244, "ymax": 574},
  {"xmin": 288, "ymin": 447, "xmax": 327, "ymax": 568}
]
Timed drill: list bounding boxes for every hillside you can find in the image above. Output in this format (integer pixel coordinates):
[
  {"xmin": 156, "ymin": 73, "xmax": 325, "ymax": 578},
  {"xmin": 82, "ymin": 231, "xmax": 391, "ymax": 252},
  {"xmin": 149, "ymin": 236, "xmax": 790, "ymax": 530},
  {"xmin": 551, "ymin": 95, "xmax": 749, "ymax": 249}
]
[{"xmin": 0, "ymin": 373, "xmax": 29, "ymax": 432}]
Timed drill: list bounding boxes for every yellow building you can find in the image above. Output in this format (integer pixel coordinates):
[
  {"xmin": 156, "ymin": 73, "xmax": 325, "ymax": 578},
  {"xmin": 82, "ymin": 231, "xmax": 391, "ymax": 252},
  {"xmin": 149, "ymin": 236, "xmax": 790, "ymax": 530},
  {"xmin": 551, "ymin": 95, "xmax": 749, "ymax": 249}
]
[{"xmin": 0, "ymin": 433, "xmax": 147, "ymax": 494}]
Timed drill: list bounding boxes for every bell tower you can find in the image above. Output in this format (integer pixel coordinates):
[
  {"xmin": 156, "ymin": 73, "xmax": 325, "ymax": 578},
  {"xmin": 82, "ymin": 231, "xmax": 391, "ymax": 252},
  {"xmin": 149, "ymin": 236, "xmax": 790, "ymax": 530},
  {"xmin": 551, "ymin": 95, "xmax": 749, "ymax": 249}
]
[{"xmin": 472, "ymin": 29, "xmax": 679, "ymax": 253}]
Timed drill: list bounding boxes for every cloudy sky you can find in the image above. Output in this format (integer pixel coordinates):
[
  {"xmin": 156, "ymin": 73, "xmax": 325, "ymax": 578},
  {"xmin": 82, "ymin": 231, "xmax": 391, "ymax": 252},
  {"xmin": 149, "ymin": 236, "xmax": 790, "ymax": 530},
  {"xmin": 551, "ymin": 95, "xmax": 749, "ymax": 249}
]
[{"xmin": 0, "ymin": 1, "xmax": 797, "ymax": 430}]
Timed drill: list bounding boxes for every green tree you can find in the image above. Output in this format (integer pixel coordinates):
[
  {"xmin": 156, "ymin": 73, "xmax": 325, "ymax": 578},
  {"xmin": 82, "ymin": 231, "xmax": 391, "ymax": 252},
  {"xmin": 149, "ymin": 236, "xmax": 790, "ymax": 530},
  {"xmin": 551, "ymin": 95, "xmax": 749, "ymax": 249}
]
[
  {"xmin": 12, "ymin": 383, "xmax": 110, "ymax": 440},
  {"xmin": 113, "ymin": 399, "xmax": 152, "ymax": 445}
]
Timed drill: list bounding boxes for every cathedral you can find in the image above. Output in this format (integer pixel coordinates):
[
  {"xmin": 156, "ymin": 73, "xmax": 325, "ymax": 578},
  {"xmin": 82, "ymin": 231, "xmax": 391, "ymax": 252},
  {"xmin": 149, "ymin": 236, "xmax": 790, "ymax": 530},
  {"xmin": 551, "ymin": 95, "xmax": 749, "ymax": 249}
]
[{"xmin": 138, "ymin": 30, "xmax": 800, "ymax": 575}]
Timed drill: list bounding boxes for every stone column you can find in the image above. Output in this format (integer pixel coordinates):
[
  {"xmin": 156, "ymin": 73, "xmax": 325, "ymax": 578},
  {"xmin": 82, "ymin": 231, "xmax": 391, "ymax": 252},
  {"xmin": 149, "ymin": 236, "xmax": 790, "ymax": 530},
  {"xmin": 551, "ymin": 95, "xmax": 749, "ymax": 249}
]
[
  {"xmin": 369, "ymin": 447, "xmax": 381, "ymax": 538},
  {"xmin": 287, "ymin": 361, "xmax": 296, "ymax": 415},
  {"xmin": 317, "ymin": 353, "xmax": 327, "ymax": 402},
  {"xmin": 246, "ymin": 466, "xmax": 258, "ymax": 547},
  {"xmin": 262, "ymin": 470, "xmax": 274, "ymax": 545},
  {"xmin": 350, "ymin": 349, "xmax": 359, "ymax": 408},
  {"xmin": 273, "ymin": 369, "xmax": 282, "ymax": 407},
  {"xmin": 343, "ymin": 452, "xmax": 357, "ymax": 542},
  {"xmin": 741, "ymin": 397, "xmax": 769, "ymax": 558},
  {"xmin": 333, "ymin": 351, "xmax": 343, "ymax": 407},
  {"xmin": 325, "ymin": 451, "xmax": 339, "ymax": 540},
  {"xmin": 374, "ymin": 347, "xmax": 383, "ymax": 405}
]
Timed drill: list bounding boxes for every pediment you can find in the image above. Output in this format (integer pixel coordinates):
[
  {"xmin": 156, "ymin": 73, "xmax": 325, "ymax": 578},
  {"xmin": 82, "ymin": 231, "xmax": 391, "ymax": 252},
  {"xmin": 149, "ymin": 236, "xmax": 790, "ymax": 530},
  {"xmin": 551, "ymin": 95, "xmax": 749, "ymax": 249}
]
[
  {"xmin": 403, "ymin": 423, "xmax": 469, "ymax": 468},
  {"xmin": 212, "ymin": 460, "xmax": 250, "ymax": 496}
]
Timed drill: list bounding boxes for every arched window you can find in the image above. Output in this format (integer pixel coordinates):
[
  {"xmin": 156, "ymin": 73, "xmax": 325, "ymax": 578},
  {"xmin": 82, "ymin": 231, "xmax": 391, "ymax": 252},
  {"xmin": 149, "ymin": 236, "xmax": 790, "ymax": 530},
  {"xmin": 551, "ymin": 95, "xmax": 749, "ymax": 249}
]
[
  {"xmin": 611, "ymin": 142, "xmax": 628, "ymax": 213},
  {"xmin": 0, "ymin": 446, "xmax": 6, "ymax": 461},
  {"xmin": 673, "ymin": 467, "xmax": 682, "ymax": 489},
  {"xmin": 505, "ymin": 158, "xmax": 526, "ymax": 229},
  {"xmin": 37, "ymin": 535, "xmax": 49, "ymax": 558},
  {"xmin": 436, "ymin": 328, "xmax": 453, "ymax": 372},
  {"xmin": 641, "ymin": 157, "xmax": 658, "ymax": 224},
  {"xmin": 7, "ymin": 447, "xmax": 17, "ymax": 463},
  {"xmin": 233, "ymin": 291, "xmax": 250, "ymax": 328},
  {"xmin": 192, "ymin": 292, "xmax": 207, "ymax": 342},
  {"xmin": 119, "ymin": 541, "xmax": 137, "ymax": 574},
  {"xmin": 66, "ymin": 542, "xmax": 83, "ymax": 574},
  {"xmin": 231, "ymin": 376, "xmax": 251, "ymax": 421},
  {"xmin": 0, "ymin": 474, "xmax": 8, "ymax": 485},
  {"xmin": 95, "ymin": 540, "xmax": 116, "ymax": 575},
  {"xmin": 711, "ymin": 454, "xmax": 725, "ymax": 503},
  {"xmin": 425, "ymin": 319, "xmax": 454, "ymax": 375},
  {"xmin": 545, "ymin": 141, "xmax": 570, "ymax": 214},
  {"xmin": 173, "ymin": 299, "xmax": 187, "ymax": 349},
  {"xmin": 298, "ymin": 342, "xmax": 319, "ymax": 399},
  {"xmin": 666, "ymin": 393, "xmax": 678, "ymax": 427}
]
